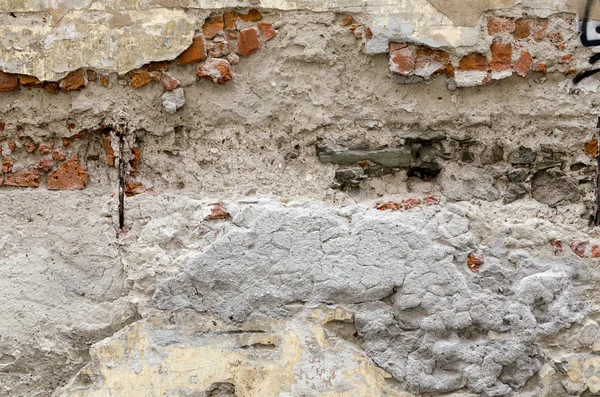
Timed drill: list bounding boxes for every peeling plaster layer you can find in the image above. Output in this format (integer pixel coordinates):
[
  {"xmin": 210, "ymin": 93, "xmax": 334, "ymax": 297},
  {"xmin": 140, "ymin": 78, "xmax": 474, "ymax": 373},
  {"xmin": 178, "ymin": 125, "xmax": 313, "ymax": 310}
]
[{"xmin": 0, "ymin": 9, "xmax": 195, "ymax": 81}]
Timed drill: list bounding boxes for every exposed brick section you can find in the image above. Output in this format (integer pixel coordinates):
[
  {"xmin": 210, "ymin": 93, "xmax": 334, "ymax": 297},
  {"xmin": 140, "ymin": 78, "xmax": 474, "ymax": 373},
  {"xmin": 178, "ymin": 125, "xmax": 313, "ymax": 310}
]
[
  {"xmin": 224, "ymin": 11, "xmax": 237, "ymax": 31},
  {"xmin": 258, "ymin": 23, "xmax": 276, "ymax": 41},
  {"xmin": 0, "ymin": 71, "xmax": 19, "ymax": 92},
  {"xmin": 514, "ymin": 18, "xmax": 533, "ymax": 39},
  {"xmin": 130, "ymin": 147, "xmax": 141, "ymax": 177},
  {"xmin": 99, "ymin": 75, "xmax": 109, "ymax": 87},
  {"xmin": 203, "ymin": 15, "xmax": 224, "ymax": 40},
  {"xmin": 586, "ymin": 138, "xmax": 598, "ymax": 158},
  {"xmin": 130, "ymin": 71, "xmax": 159, "ymax": 88},
  {"xmin": 487, "ymin": 17, "xmax": 515, "ymax": 34},
  {"xmin": 43, "ymin": 82, "xmax": 60, "ymax": 93},
  {"xmin": 342, "ymin": 16, "xmax": 353, "ymax": 26},
  {"xmin": 197, "ymin": 58, "xmax": 233, "ymax": 84},
  {"xmin": 490, "ymin": 39, "xmax": 512, "ymax": 72},
  {"xmin": 5, "ymin": 169, "xmax": 41, "ymax": 187},
  {"xmin": 52, "ymin": 148, "xmax": 66, "ymax": 162},
  {"xmin": 47, "ymin": 154, "xmax": 88, "ymax": 190},
  {"xmin": 38, "ymin": 141, "xmax": 54, "ymax": 155},
  {"xmin": 161, "ymin": 74, "xmax": 181, "ymax": 91},
  {"xmin": 570, "ymin": 240, "xmax": 588, "ymax": 257},
  {"xmin": 389, "ymin": 43, "xmax": 414, "ymax": 76},
  {"xmin": 514, "ymin": 49, "xmax": 533, "ymax": 77},
  {"xmin": 177, "ymin": 35, "xmax": 207, "ymax": 65},
  {"xmin": 35, "ymin": 157, "xmax": 53, "ymax": 173},
  {"xmin": 533, "ymin": 19, "xmax": 548, "ymax": 41},
  {"xmin": 19, "ymin": 75, "xmax": 43, "ymax": 88},
  {"xmin": 102, "ymin": 135, "xmax": 115, "ymax": 167},
  {"xmin": 533, "ymin": 63, "xmax": 547, "ymax": 73},
  {"xmin": 236, "ymin": 27, "xmax": 261, "ymax": 57},
  {"xmin": 592, "ymin": 245, "xmax": 600, "ymax": 258},
  {"xmin": 205, "ymin": 201, "xmax": 230, "ymax": 219},
  {"xmin": 238, "ymin": 9, "xmax": 262, "ymax": 22},
  {"xmin": 559, "ymin": 54, "xmax": 573, "ymax": 64},
  {"xmin": 7, "ymin": 139, "xmax": 16, "ymax": 151},
  {"xmin": 86, "ymin": 69, "xmax": 97, "ymax": 82},
  {"xmin": 143, "ymin": 61, "xmax": 169, "ymax": 72},
  {"xmin": 59, "ymin": 70, "xmax": 86, "ymax": 92},
  {"xmin": 459, "ymin": 53, "xmax": 488, "ymax": 71},
  {"xmin": 207, "ymin": 39, "xmax": 231, "ymax": 58},
  {"xmin": 414, "ymin": 47, "xmax": 453, "ymax": 79},
  {"xmin": 124, "ymin": 179, "xmax": 147, "ymax": 197},
  {"xmin": 467, "ymin": 252, "xmax": 484, "ymax": 272},
  {"xmin": 2, "ymin": 156, "xmax": 13, "ymax": 173},
  {"xmin": 23, "ymin": 140, "xmax": 38, "ymax": 153}
]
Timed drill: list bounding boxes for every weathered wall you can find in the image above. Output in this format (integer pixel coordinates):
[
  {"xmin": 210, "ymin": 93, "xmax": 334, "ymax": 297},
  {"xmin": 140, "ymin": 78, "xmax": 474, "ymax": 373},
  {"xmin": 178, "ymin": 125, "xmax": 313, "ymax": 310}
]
[{"xmin": 3, "ymin": 1, "xmax": 600, "ymax": 396}]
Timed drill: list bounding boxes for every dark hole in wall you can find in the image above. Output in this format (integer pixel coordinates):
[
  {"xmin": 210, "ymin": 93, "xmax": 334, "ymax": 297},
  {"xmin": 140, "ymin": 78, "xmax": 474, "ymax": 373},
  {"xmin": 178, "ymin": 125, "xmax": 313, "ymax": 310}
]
[{"xmin": 407, "ymin": 166, "xmax": 441, "ymax": 181}]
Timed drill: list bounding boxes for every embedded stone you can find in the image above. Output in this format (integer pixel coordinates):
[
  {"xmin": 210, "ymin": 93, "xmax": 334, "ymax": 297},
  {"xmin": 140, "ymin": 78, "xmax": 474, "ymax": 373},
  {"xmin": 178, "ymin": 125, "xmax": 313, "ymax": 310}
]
[
  {"xmin": 2, "ymin": 156, "xmax": 13, "ymax": 173},
  {"xmin": 47, "ymin": 154, "xmax": 88, "ymax": 190},
  {"xmin": 317, "ymin": 143, "xmax": 412, "ymax": 168},
  {"xmin": 19, "ymin": 75, "xmax": 42, "ymax": 88},
  {"xmin": 161, "ymin": 88, "xmax": 186, "ymax": 114},
  {"xmin": 508, "ymin": 147, "xmax": 536, "ymax": 165},
  {"xmin": 414, "ymin": 47, "xmax": 453, "ymax": 79},
  {"xmin": 129, "ymin": 71, "xmax": 158, "ymax": 88},
  {"xmin": 35, "ymin": 157, "xmax": 53, "ymax": 173},
  {"xmin": 236, "ymin": 27, "xmax": 261, "ymax": 57},
  {"xmin": 531, "ymin": 169, "xmax": 579, "ymax": 207}
]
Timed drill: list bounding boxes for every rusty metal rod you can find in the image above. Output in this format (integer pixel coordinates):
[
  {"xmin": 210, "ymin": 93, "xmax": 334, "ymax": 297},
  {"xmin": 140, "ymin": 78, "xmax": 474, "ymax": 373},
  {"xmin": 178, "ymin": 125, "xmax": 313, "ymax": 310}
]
[
  {"xmin": 595, "ymin": 117, "xmax": 600, "ymax": 226},
  {"xmin": 118, "ymin": 132, "xmax": 125, "ymax": 229}
]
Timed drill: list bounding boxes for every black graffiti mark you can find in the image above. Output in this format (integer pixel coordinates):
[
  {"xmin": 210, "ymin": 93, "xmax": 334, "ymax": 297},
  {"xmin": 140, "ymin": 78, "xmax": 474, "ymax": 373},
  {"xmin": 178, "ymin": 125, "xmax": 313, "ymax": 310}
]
[{"xmin": 575, "ymin": 0, "xmax": 600, "ymax": 84}]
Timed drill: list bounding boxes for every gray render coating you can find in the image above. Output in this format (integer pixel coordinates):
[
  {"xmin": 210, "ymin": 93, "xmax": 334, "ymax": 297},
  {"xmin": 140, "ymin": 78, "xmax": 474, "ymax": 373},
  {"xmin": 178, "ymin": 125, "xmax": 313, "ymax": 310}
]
[{"xmin": 153, "ymin": 200, "xmax": 589, "ymax": 396}]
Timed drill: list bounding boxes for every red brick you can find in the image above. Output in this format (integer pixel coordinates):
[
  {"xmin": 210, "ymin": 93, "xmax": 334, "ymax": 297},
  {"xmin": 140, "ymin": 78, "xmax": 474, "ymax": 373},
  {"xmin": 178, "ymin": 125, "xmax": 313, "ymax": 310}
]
[
  {"xmin": 129, "ymin": 147, "xmax": 141, "ymax": 177},
  {"xmin": 124, "ymin": 179, "xmax": 147, "ymax": 197},
  {"xmin": 533, "ymin": 62, "xmax": 547, "ymax": 73},
  {"xmin": 207, "ymin": 39, "xmax": 231, "ymax": 58},
  {"xmin": 60, "ymin": 70, "xmax": 86, "ymax": 92},
  {"xmin": 552, "ymin": 240, "xmax": 563, "ymax": 255},
  {"xmin": 19, "ymin": 75, "xmax": 43, "ymax": 88},
  {"xmin": 490, "ymin": 39, "xmax": 512, "ymax": 72},
  {"xmin": 203, "ymin": 15, "xmax": 224, "ymax": 39},
  {"xmin": 513, "ymin": 49, "xmax": 533, "ymax": 77},
  {"xmin": 458, "ymin": 53, "xmax": 488, "ymax": 72},
  {"xmin": 487, "ymin": 17, "xmax": 515, "ymax": 34},
  {"xmin": 389, "ymin": 45, "xmax": 414, "ymax": 75},
  {"xmin": 547, "ymin": 32, "xmax": 563, "ymax": 44},
  {"xmin": 102, "ymin": 135, "xmax": 115, "ymax": 167},
  {"xmin": 342, "ymin": 16, "xmax": 353, "ymax": 26},
  {"xmin": 43, "ymin": 82, "xmax": 60, "ymax": 93},
  {"xmin": 2, "ymin": 156, "xmax": 13, "ymax": 173},
  {"xmin": 238, "ymin": 9, "xmax": 262, "ymax": 22},
  {"xmin": 86, "ymin": 69, "xmax": 97, "ymax": 82},
  {"xmin": 7, "ymin": 139, "xmax": 16, "ymax": 151},
  {"xmin": 0, "ymin": 71, "xmax": 19, "ymax": 92},
  {"xmin": 47, "ymin": 154, "xmax": 87, "ymax": 190},
  {"xmin": 143, "ymin": 61, "xmax": 169, "ymax": 72},
  {"xmin": 196, "ymin": 58, "xmax": 233, "ymax": 84},
  {"xmin": 129, "ymin": 71, "xmax": 159, "ymax": 88},
  {"xmin": 467, "ymin": 252, "xmax": 484, "ymax": 272},
  {"xmin": 236, "ymin": 27, "xmax": 261, "ymax": 57},
  {"xmin": 224, "ymin": 11, "xmax": 237, "ymax": 31},
  {"xmin": 570, "ymin": 240, "xmax": 588, "ymax": 257},
  {"xmin": 38, "ymin": 141, "xmax": 54, "ymax": 155},
  {"xmin": 161, "ymin": 73, "xmax": 181, "ymax": 91},
  {"xmin": 177, "ymin": 35, "xmax": 207, "ymax": 65},
  {"xmin": 35, "ymin": 156, "xmax": 53, "ymax": 173},
  {"xmin": 592, "ymin": 245, "xmax": 600, "ymax": 258},
  {"xmin": 205, "ymin": 202, "xmax": 230, "ymax": 219},
  {"xmin": 23, "ymin": 140, "xmax": 37, "ymax": 153},
  {"xmin": 533, "ymin": 19, "xmax": 548, "ymax": 41},
  {"xmin": 52, "ymin": 148, "xmax": 67, "ymax": 162},
  {"xmin": 586, "ymin": 138, "xmax": 598, "ymax": 157},
  {"xmin": 414, "ymin": 47, "xmax": 453, "ymax": 79},
  {"xmin": 514, "ymin": 18, "xmax": 533, "ymax": 39},
  {"xmin": 258, "ymin": 22, "xmax": 276, "ymax": 41},
  {"xmin": 564, "ymin": 66, "xmax": 576, "ymax": 75},
  {"xmin": 5, "ymin": 169, "xmax": 40, "ymax": 187},
  {"xmin": 558, "ymin": 54, "xmax": 573, "ymax": 64},
  {"xmin": 99, "ymin": 75, "xmax": 110, "ymax": 87}
]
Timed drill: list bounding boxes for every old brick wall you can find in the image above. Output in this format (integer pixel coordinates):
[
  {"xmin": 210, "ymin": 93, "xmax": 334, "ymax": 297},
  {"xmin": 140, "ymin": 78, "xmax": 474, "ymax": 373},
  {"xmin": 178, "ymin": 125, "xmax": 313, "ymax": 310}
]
[{"xmin": 3, "ymin": 1, "xmax": 600, "ymax": 396}]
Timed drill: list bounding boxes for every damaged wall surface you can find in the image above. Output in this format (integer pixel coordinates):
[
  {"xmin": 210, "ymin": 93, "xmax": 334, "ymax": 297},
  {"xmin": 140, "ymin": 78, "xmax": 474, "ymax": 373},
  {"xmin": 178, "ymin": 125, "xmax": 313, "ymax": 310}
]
[{"xmin": 4, "ymin": 1, "xmax": 600, "ymax": 396}]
